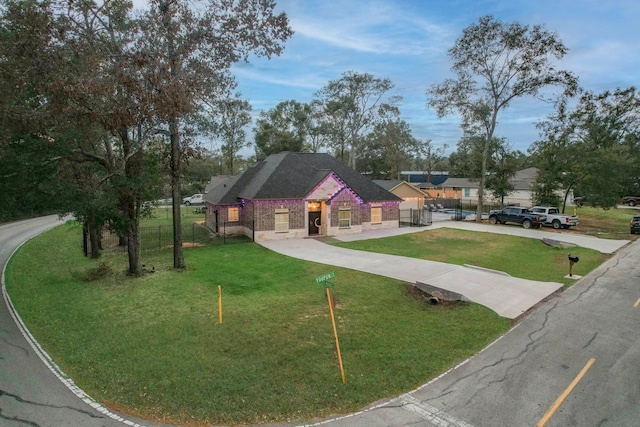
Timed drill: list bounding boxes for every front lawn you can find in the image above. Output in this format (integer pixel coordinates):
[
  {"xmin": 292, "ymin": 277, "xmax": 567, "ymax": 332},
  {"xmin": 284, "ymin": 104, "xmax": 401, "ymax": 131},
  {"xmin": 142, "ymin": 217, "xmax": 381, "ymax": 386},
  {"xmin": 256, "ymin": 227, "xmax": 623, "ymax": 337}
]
[{"xmin": 6, "ymin": 222, "xmax": 509, "ymax": 426}]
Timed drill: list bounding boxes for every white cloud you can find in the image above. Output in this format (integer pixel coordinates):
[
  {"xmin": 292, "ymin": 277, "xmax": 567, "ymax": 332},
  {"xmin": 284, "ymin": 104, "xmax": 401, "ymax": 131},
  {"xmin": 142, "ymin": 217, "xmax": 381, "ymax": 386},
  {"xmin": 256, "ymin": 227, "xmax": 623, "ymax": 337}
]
[{"xmin": 233, "ymin": 66, "xmax": 323, "ymax": 90}]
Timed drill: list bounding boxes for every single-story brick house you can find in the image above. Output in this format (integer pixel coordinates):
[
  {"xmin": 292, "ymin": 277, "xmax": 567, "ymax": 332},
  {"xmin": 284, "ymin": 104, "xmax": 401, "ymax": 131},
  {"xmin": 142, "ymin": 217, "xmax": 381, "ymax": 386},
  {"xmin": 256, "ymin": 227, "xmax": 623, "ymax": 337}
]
[{"xmin": 204, "ymin": 152, "xmax": 402, "ymax": 241}]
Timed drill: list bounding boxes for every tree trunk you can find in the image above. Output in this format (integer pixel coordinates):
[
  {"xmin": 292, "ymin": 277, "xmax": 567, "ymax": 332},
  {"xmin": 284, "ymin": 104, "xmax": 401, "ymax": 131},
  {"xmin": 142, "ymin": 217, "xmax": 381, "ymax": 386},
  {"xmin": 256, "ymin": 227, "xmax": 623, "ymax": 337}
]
[
  {"xmin": 170, "ymin": 118, "xmax": 185, "ymax": 269},
  {"xmin": 87, "ymin": 218, "xmax": 101, "ymax": 259},
  {"xmin": 120, "ymin": 129, "xmax": 142, "ymax": 276},
  {"xmin": 126, "ymin": 220, "xmax": 140, "ymax": 276},
  {"xmin": 163, "ymin": 1, "xmax": 185, "ymax": 269},
  {"xmin": 476, "ymin": 140, "xmax": 489, "ymax": 223}
]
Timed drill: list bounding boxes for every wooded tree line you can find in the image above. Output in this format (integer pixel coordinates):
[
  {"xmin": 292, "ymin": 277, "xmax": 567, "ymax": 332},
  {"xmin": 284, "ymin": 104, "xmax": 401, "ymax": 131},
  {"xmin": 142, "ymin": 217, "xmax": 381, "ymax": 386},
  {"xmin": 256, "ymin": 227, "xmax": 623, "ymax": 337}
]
[{"xmin": 1, "ymin": 3, "xmax": 639, "ymax": 271}]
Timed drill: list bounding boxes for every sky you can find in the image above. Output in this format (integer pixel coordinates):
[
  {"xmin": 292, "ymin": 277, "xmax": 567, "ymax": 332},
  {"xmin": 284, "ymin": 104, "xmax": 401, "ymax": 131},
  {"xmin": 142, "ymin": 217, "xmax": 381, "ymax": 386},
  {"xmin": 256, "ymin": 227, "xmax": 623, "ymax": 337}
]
[{"xmin": 133, "ymin": 0, "xmax": 640, "ymax": 156}]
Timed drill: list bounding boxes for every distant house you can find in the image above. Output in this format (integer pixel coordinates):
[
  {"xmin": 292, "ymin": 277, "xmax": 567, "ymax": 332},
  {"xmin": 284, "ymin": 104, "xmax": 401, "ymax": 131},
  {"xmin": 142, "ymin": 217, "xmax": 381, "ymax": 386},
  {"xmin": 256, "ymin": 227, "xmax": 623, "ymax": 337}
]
[
  {"xmin": 400, "ymin": 170, "xmax": 449, "ymax": 185},
  {"xmin": 426, "ymin": 167, "xmax": 573, "ymax": 207},
  {"xmin": 414, "ymin": 179, "xmax": 463, "ymax": 200},
  {"xmin": 373, "ymin": 180, "xmax": 428, "ymax": 211},
  {"xmin": 204, "ymin": 152, "xmax": 402, "ymax": 241}
]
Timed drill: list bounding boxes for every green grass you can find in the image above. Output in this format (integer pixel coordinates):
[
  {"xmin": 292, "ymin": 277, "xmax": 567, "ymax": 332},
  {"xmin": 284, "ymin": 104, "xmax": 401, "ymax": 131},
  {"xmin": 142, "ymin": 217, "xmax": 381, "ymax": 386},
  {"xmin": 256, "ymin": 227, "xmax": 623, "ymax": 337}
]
[
  {"xmin": 572, "ymin": 205, "xmax": 639, "ymax": 239},
  {"xmin": 143, "ymin": 206, "xmax": 206, "ymax": 227},
  {"xmin": 334, "ymin": 228, "xmax": 608, "ymax": 287},
  {"xmin": 5, "ymin": 206, "xmax": 623, "ymax": 425},
  {"xmin": 6, "ymin": 222, "xmax": 509, "ymax": 426}
]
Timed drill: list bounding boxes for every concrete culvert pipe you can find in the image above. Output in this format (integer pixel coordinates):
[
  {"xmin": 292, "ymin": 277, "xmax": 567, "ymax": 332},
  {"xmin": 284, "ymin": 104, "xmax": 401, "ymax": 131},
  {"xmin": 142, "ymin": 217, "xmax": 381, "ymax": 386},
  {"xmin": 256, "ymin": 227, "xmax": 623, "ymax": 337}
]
[{"xmin": 429, "ymin": 290, "xmax": 444, "ymax": 305}]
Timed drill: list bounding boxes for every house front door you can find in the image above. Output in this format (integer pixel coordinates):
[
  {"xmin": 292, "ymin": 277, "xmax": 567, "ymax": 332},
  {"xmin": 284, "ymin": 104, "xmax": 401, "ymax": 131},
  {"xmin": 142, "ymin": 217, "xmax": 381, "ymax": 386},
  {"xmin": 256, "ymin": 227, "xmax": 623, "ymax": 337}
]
[{"xmin": 308, "ymin": 211, "xmax": 321, "ymax": 235}]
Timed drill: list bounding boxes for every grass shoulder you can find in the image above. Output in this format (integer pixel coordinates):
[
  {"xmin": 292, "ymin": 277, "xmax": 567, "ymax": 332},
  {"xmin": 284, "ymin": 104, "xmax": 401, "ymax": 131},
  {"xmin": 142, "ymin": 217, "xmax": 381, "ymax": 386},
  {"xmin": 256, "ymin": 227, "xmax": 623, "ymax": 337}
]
[{"xmin": 570, "ymin": 205, "xmax": 639, "ymax": 239}]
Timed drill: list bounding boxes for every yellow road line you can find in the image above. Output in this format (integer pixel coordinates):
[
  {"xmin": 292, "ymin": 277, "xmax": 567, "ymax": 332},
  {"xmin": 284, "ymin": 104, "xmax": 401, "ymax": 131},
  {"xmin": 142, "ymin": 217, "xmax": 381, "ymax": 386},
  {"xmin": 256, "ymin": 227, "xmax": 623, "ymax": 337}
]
[
  {"xmin": 634, "ymin": 298, "xmax": 640, "ymax": 308},
  {"xmin": 536, "ymin": 358, "xmax": 596, "ymax": 427}
]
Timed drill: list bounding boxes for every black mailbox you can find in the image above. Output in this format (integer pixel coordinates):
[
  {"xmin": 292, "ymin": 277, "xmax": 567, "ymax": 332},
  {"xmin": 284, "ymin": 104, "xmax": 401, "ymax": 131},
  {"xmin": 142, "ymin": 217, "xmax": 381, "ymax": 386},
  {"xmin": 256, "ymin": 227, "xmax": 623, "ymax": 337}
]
[{"xmin": 568, "ymin": 254, "xmax": 579, "ymax": 276}]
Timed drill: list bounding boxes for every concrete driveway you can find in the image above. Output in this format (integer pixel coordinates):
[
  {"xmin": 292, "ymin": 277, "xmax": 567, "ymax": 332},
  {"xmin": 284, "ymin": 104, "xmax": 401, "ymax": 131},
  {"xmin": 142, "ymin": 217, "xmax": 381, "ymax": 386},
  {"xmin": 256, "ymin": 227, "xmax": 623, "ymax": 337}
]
[
  {"xmin": 259, "ymin": 239, "xmax": 562, "ymax": 320},
  {"xmin": 428, "ymin": 219, "xmax": 630, "ymax": 254},
  {"xmin": 259, "ymin": 222, "xmax": 630, "ymax": 320},
  {"xmin": 336, "ymin": 218, "xmax": 630, "ymax": 255}
]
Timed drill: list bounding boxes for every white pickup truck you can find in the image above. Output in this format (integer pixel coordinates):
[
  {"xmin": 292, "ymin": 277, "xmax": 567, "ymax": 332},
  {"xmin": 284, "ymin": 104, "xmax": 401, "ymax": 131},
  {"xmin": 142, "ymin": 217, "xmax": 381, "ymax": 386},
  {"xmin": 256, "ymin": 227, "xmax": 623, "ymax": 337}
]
[{"xmin": 529, "ymin": 206, "xmax": 579, "ymax": 229}]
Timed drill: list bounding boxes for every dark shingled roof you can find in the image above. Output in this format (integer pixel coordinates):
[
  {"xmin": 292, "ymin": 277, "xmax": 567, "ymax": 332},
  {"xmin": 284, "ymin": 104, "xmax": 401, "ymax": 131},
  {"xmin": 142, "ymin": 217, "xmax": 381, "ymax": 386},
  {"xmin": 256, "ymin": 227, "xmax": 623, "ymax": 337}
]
[
  {"xmin": 373, "ymin": 179, "xmax": 404, "ymax": 191},
  {"xmin": 204, "ymin": 152, "xmax": 401, "ymax": 205}
]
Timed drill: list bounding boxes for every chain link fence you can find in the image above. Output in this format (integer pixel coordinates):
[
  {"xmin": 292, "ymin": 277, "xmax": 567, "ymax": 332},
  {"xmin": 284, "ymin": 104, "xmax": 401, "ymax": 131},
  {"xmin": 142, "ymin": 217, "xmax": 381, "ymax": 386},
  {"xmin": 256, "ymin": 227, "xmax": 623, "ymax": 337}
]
[{"xmin": 399, "ymin": 208, "xmax": 432, "ymax": 227}]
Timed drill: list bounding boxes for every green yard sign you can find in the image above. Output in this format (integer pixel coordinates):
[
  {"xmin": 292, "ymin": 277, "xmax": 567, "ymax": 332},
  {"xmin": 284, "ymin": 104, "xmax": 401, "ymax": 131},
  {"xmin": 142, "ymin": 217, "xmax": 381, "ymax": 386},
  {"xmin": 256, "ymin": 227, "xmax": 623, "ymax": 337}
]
[
  {"xmin": 315, "ymin": 272, "xmax": 335, "ymax": 289},
  {"xmin": 315, "ymin": 272, "xmax": 335, "ymax": 283}
]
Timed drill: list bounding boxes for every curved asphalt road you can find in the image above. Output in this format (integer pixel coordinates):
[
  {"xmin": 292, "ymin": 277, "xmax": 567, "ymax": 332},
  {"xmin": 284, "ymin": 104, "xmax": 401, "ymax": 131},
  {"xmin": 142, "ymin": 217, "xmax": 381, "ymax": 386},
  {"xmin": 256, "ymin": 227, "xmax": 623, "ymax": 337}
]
[{"xmin": 0, "ymin": 216, "xmax": 173, "ymax": 427}]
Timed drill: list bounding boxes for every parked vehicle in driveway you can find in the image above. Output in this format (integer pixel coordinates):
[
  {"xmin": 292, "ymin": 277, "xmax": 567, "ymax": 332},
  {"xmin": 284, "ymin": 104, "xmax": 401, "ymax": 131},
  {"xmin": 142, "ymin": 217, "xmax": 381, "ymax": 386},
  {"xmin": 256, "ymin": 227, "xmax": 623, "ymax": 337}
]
[
  {"xmin": 573, "ymin": 196, "xmax": 586, "ymax": 207},
  {"xmin": 488, "ymin": 207, "xmax": 546, "ymax": 229},
  {"xmin": 529, "ymin": 206, "xmax": 579, "ymax": 229},
  {"xmin": 621, "ymin": 195, "xmax": 640, "ymax": 206},
  {"xmin": 630, "ymin": 216, "xmax": 640, "ymax": 234},
  {"xmin": 183, "ymin": 194, "xmax": 204, "ymax": 206}
]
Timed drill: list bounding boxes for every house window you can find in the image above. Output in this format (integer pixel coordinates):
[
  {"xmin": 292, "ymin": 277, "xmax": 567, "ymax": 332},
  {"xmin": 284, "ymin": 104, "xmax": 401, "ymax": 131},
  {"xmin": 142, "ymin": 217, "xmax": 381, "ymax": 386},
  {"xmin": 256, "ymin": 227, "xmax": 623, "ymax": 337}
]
[
  {"xmin": 339, "ymin": 207, "xmax": 351, "ymax": 228},
  {"xmin": 228, "ymin": 207, "xmax": 239, "ymax": 222},
  {"xmin": 463, "ymin": 188, "xmax": 470, "ymax": 197},
  {"xmin": 371, "ymin": 206, "xmax": 382, "ymax": 224},
  {"xmin": 275, "ymin": 208, "xmax": 289, "ymax": 232}
]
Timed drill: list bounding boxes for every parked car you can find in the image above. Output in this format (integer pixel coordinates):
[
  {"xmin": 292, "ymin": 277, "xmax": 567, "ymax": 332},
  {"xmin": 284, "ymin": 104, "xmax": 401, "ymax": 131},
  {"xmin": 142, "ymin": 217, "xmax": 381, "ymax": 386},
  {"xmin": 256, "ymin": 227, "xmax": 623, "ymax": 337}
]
[
  {"xmin": 529, "ymin": 206, "xmax": 579, "ymax": 229},
  {"xmin": 488, "ymin": 206, "xmax": 546, "ymax": 229},
  {"xmin": 183, "ymin": 194, "xmax": 204, "ymax": 206},
  {"xmin": 621, "ymin": 195, "xmax": 640, "ymax": 206},
  {"xmin": 630, "ymin": 215, "xmax": 640, "ymax": 234}
]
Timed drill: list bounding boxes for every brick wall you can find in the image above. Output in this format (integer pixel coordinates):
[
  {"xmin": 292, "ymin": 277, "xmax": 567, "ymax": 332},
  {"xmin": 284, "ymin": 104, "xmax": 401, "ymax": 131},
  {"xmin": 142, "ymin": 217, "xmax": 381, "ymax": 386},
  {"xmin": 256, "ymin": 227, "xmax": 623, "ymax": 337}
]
[
  {"xmin": 329, "ymin": 188, "xmax": 362, "ymax": 227},
  {"xmin": 253, "ymin": 200, "xmax": 305, "ymax": 232},
  {"xmin": 382, "ymin": 203, "xmax": 400, "ymax": 221}
]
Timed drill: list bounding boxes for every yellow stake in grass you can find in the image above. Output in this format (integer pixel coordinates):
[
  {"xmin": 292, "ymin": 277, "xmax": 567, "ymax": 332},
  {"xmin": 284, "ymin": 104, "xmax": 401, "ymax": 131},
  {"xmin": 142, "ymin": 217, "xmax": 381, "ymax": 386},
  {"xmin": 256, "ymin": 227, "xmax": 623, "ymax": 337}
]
[
  {"xmin": 218, "ymin": 285, "xmax": 222, "ymax": 324},
  {"xmin": 327, "ymin": 288, "xmax": 346, "ymax": 384}
]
